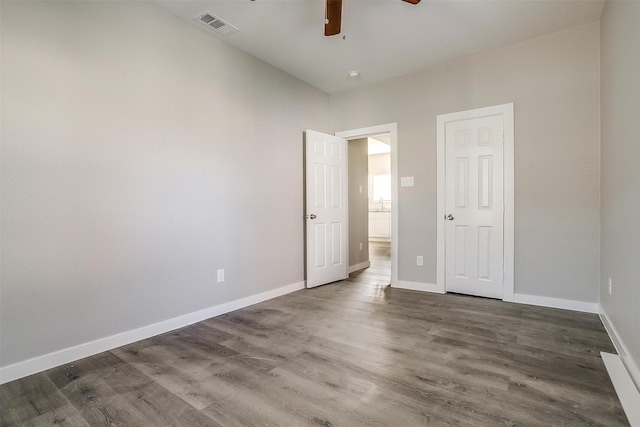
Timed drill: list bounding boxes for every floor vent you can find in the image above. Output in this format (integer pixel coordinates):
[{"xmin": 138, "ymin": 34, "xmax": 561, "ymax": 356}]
[{"xmin": 195, "ymin": 12, "xmax": 239, "ymax": 37}]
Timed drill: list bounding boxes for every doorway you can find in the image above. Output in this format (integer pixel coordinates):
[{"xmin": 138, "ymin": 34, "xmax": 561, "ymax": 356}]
[
  {"xmin": 336, "ymin": 123, "xmax": 398, "ymax": 287},
  {"xmin": 345, "ymin": 135, "xmax": 392, "ymax": 287},
  {"xmin": 366, "ymin": 136, "xmax": 392, "ymax": 287}
]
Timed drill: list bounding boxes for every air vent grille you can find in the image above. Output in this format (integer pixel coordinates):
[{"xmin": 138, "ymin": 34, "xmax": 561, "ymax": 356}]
[{"xmin": 195, "ymin": 12, "xmax": 239, "ymax": 36}]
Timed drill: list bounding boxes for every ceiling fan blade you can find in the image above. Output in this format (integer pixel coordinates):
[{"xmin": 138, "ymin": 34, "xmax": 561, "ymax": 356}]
[
  {"xmin": 324, "ymin": 0, "xmax": 342, "ymax": 36},
  {"xmin": 402, "ymin": 0, "xmax": 421, "ymax": 4}
]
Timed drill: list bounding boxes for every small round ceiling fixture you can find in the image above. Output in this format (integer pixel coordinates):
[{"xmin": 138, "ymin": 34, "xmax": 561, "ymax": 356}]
[{"xmin": 348, "ymin": 70, "xmax": 360, "ymax": 78}]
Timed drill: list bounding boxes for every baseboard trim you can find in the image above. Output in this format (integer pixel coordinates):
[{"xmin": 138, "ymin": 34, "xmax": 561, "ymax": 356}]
[
  {"xmin": 0, "ymin": 281, "xmax": 305, "ymax": 385},
  {"xmin": 601, "ymin": 352, "xmax": 640, "ymax": 426},
  {"xmin": 394, "ymin": 281, "xmax": 443, "ymax": 294},
  {"xmin": 349, "ymin": 261, "xmax": 370, "ymax": 273},
  {"xmin": 512, "ymin": 293, "xmax": 599, "ymax": 313},
  {"xmin": 600, "ymin": 310, "xmax": 640, "ymax": 394}
]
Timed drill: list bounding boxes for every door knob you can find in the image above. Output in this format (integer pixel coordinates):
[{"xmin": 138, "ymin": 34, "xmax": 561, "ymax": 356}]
[
  {"xmin": 307, "ymin": 214, "xmax": 317, "ymax": 220},
  {"xmin": 446, "ymin": 214, "xmax": 454, "ymax": 221}
]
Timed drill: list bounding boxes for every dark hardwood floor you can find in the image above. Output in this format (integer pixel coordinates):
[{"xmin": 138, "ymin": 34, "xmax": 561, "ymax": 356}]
[{"xmin": 1, "ymin": 242, "xmax": 628, "ymax": 426}]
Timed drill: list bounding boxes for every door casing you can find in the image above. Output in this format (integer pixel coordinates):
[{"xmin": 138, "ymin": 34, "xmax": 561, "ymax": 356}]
[{"xmin": 436, "ymin": 104, "xmax": 515, "ymax": 301}]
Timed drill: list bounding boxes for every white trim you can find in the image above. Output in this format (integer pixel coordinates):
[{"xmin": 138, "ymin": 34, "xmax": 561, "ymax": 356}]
[
  {"xmin": 436, "ymin": 103, "xmax": 515, "ymax": 300},
  {"xmin": 0, "ymin": 281, "xmax": 305, "ymax": 385},
  {"xmin": 336, "ymin": 123, "xmax": 398, "ymax": 287},
  {"xmin": 349, "ymin": 260, "xmax": 371, "ymax": 273},
  {"xmin": 512, "ymin": 293, "xmax": 599, "ymax": 313},
  {"xmin": 600, "ymin": 309, "xmax": 640, "ymax": 394},
  {"xmin": 601, "ymin": 352, "xmax": 640, "ymax": 426},
  {"xmin": 394, "ymin": 281, "xmax": 443, "ymax": 293}
]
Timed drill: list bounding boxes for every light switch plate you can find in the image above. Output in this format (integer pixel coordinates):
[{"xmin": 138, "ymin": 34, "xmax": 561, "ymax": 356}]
[{"xmin": 401, "ymin": 176, "xmax": 415, "ymax": 187}]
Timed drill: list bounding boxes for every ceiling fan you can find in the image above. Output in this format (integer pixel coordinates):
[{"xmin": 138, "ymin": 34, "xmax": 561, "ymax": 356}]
[{"xmin": 325, "ymin": 0, "xmax": 420, "ymax": 36}]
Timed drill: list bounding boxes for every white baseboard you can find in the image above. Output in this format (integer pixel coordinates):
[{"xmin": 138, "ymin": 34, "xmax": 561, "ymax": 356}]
[
  {"xmin": 349, "ymin": 261, "xmax": 370, "ymax": 273},
  {"xmin": 601, "ymin": 352, "xmax": 640, "ymax": 426},
  {"xmin": 600, "ymin": 310, "xmax": 640, "ymax": 394},
  {"xmin": 394, "ymin": 281, "xmax": 443, "ymax": 293},
  {"xmin": 0, "ymin": 281, "xmax": 305, "ymax": 385},
  {"xmin": 512, "ymin": 293, "xmax": 599, "ymax": 313}
]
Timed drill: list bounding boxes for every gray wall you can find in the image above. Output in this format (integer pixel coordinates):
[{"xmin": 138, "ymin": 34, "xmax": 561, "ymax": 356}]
[
  {"xmin": 331, "ymin": 22, "xmax": 601, "ymax": 303},
  {"xmin": 600, "ymin": 0, "xmax": 640, "ymax": 378},
  {"xmin": 348, "ymin": 138, "xmax": 369, "ymax": 268},
  {"xmin": 0, "ymin": 1, "xmax": 330, "ymax": 367}
]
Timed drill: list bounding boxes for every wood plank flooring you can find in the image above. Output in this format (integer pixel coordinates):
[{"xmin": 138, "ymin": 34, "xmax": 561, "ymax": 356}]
[{"xmin": 1, "ymin": 242, "xmax": 628, "ymax": 426}]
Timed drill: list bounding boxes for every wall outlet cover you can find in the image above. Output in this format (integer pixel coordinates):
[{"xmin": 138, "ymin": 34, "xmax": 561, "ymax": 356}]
[{"xmin": 401, "ymin": 176, "xmax": 415, "ymax": 187}]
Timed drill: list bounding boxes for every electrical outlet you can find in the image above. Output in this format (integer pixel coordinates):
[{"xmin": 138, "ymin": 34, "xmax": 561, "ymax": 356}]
[
  {"xmin": 417, "ymin": 256, "xmax": 423, "ymax": 266},
  {"xmin": 608, "ymin": 277, "xmax": 612, "ymax": 295},
  {"xmin": 359, "ymin": 242, "xmax": 363, "ymax": 251},
  {"xmin": 359, "ymin": 185, "xmax": 363, "ymax": 194},
  {"xmin": 217, "ymin": 269, "xmax": 225, "ymax": 283}
]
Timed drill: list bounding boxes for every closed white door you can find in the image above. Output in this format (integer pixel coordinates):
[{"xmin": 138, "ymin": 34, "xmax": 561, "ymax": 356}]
[
  {"xmin": 445, "ymin": 115, "xmax": 504, "ymax": 298},
  {"xmin": 305, "ymin": 130, "xmax": 348, "ymax": 288}
]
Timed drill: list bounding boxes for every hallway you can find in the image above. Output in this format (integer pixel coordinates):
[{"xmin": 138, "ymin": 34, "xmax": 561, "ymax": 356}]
[{"xmin": 348, "ymin": 241, "xmax": 391, "ymax": 289}]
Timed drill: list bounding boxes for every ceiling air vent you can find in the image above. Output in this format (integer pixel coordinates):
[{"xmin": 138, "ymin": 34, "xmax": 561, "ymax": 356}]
[{"xmin": 195, "ymin": 12, "xmax": 239, "ymax": 37}]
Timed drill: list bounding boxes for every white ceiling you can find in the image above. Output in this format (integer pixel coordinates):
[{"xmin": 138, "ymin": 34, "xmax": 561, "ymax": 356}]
[{"xmin": 154, "ymin": 0, "xmax": 605, "ymax": 94}]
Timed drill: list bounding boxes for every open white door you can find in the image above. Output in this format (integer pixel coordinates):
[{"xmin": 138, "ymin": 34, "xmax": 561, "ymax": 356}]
[{"xmin": 305, "ymin": 130, "xmax": 348, "ymax": 288}]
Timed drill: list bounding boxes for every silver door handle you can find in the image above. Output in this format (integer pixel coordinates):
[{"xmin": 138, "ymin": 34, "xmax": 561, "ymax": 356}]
[
  {"xmin": 446, "ymin": 214, "xmax": 454, "ymax": 220},
  {"xmin": 307, "ymin": 214, "xmax": 317, "ymax": 220}
]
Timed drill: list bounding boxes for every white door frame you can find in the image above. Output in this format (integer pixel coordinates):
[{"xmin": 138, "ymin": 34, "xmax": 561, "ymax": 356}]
[
  {"xmin": 436, "ymin": 104, "xmax": 514, "ymax": 301},
  {"xmin": 335, "ymin": 123, "xmax": 398, "ymax": 287}
]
